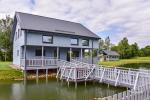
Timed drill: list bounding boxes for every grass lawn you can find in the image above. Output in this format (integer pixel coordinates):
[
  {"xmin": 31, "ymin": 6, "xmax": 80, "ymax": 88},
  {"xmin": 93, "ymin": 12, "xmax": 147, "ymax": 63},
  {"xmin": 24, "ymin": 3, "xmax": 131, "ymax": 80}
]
[
  {"xmin": 99, "ymin": 57, "xmax": 150, "ymax": 67},
  {"xmin": 0, "ymin": 62, "xmax": 23, "ymax": 80}
]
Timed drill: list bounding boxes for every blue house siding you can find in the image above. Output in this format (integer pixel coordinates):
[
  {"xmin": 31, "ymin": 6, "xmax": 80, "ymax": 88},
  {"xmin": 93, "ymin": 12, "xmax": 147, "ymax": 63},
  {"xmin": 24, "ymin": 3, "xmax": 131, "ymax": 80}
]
[
  {"xmin": 25, "ymin": 46, "xmax": 82, "ymax": 61},
  {"xmin": 13, "ymin": 20, "xmax": 25, "ymax": 65},
  {"xmin": 26, "ymin": 46, "xmax": 55, "ymax": 59},
  {"xmin": 26, "ymin": 32, "xmax": 99, "ymax": 49}
]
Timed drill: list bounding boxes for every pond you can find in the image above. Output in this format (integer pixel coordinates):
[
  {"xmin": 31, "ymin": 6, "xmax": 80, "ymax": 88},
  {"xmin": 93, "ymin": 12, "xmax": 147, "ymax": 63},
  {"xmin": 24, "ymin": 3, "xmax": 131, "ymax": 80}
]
[
  {"xmin": 120, "ymin": 63, "xmax": 150, "ymax": 69},
  {"xmin": 0, "ymin": 79, "xmax": 126, "ymax": 100}
]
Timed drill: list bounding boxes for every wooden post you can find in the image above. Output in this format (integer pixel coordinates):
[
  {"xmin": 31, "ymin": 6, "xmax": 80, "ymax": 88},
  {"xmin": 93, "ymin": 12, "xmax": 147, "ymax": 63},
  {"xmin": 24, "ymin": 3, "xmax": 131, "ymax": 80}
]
[
  {"xmin": 91, "ymin": 48, "xmax": 93, "ymax": 64},
  {"xmin": 70, "ymin": 48, "xmax": 72, "ymax": 61},
  {"xmin": 24, "ymin": 45, "xmax": 26, "ymax": 70},
  {"xmin": 36, "ymin": 69, "xmax": 39, "ymax": 84},
  {"xmin": 68, "ymin": 81, "xmax": 70, "ymax": 87},
  {"xmin": 46, "ymin": 69, "xmax": 48, "ymax": 83},
  {"xmin": 57, "ymin": 47, "xmax": 59, "ymax": 72},
  {"xmin": 81, "ymin": 48, "xmax": 83, "ymax": 62},
  {"xmin": 23, "ymin": 70, "xmax": 27, "ymax": 85},
  {"xmin": 24, "ymin": 45, "xmax": 27, "ymax": 81},
  {"xmin": 85, "ymin": 81, "xmax": 86, "ymax": 87},
  {"xmin": 97, "ymin": 49, "xmax": 99, "ymax": 63},
  {"xmin": 42, "ymin": 46, "xmax": 44, "ymax": 67},
  {"xmin": 57, "ymin": 47, "xmax": 59, "ymax": 59}
]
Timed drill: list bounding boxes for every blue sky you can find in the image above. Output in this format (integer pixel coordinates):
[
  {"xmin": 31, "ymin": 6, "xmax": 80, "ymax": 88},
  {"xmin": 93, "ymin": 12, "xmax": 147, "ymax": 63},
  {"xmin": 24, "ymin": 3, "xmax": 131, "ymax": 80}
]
[{"xmin": 0, "ymin": 0, "xmax": 150, "ymax": 48}]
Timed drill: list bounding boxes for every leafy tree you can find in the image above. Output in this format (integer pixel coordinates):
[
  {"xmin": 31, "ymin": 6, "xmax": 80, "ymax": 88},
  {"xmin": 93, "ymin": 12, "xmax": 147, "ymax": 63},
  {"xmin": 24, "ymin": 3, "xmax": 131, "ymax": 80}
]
[
  {"xmin": 130, "ymin": 42, "xmax": 139, "ymax": 57},
  {"xmin": 0, "ymin": 16, "xmax": 13, "ymax": 61},
  {"xmin": 99, "ymin": 39, "xmax": 104, "ymax": 50},
  {"xmin": 139, "ymin": 46, "xmax": 150, "ymax": 57},
  {"xmin": 118, "ymin": 37, "xmax": 131, "ymax": 59},
  {"xmin": 111, "ymin": 45, "xmax": 118, "ymax": 52},
  {"xmin": 104, "ymin": 36, "xmax": 111, "ymax": 50}
]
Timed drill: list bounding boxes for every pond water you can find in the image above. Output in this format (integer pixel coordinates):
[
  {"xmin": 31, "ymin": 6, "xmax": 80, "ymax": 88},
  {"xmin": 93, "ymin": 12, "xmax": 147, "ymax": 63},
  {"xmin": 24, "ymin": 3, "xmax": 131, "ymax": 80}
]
[
  {"xmin": 120, "ymin": 63, "xmax": 150, "ymax": 69},
  {"xmin": 0, "ymin": 79, "xmax": 126, "ymax": 100}
]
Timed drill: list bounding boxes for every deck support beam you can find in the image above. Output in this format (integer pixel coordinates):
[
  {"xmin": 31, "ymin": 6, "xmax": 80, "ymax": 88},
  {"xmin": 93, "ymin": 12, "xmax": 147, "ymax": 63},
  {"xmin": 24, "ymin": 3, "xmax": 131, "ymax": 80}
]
[
  {"xmin": 36, "ymin": 69, "xmax": 39, "ymax": 84},
  {"xmin": 85, "ymin": 81, "xmax": 86, "ymax": 87},
  {"xmin": 75, "ymin": 82, "xmax": 77, "ymax": 89},
  {"xmin": 46, "ymin": 69, "xmax": 48, "ymax": 83},
  {"xmin": 23, "ymin": 70, "xmax": 27, "ymax": 85}
]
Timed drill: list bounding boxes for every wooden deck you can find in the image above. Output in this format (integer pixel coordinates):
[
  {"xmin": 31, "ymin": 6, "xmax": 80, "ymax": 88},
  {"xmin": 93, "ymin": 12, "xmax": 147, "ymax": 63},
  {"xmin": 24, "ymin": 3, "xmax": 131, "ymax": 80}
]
[{"xmin": 56, "ymin": 59, "xmax": 150, "ymax": 100}]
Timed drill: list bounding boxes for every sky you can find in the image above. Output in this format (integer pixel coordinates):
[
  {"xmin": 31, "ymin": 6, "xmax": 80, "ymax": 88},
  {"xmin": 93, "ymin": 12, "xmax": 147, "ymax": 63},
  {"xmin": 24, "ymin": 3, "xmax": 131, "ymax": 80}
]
[{"xmin": 0, "ymin": 0, "xmax": 150, "ymax": 48}]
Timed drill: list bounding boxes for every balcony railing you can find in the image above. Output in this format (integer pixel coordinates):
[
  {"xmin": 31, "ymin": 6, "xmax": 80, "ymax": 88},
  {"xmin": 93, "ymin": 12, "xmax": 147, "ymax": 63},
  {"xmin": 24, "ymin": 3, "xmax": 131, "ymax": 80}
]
[{"xmin": 20, "ymin": 57, "xmax": 58, "ymax": 68}]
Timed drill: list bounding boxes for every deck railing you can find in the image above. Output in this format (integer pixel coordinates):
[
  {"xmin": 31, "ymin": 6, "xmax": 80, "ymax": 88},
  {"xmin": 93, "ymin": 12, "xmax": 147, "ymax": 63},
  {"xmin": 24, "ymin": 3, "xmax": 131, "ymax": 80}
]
[
  {"xmin": 57, "ymin": 59, "xmax": 150, "ymax": 90},
  {"xmin": 20, "ymin": 57, "xmax": 58, "ymax": 68}
]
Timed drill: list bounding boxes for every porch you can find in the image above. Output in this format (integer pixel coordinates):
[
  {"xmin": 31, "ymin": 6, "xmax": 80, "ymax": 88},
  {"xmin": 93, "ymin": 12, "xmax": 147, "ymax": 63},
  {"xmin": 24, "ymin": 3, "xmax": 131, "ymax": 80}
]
[{"xmin": 20, "ymin": 45, "xmax": 99, "ymax": 70}]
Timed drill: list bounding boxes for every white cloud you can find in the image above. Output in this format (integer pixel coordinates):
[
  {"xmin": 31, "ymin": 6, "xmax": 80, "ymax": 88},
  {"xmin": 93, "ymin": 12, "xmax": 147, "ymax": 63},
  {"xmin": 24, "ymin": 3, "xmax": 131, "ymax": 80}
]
[{"xmin": 0, "ymin": 0, "xmax": 150, "ymax": 47}]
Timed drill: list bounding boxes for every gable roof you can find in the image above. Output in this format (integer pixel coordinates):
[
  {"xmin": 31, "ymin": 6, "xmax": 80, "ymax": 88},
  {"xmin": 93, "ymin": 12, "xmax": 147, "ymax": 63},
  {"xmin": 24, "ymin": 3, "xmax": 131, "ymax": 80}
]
[
  {"xmin": 103, "ymin": 50, "xmax": 120, "ymax": 56},
  {"xmin": 15, "ymin": 12, "xmax": 100, "ymax": 39}
]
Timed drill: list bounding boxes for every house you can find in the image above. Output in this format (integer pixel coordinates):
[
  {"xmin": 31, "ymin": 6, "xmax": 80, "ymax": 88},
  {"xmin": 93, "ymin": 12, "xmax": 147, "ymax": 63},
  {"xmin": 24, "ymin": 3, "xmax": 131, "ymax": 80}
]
[
  {"xmin": 99, "ymin": 50, "xmax": 119, "ymax": 61},
  {"xmin": 12, "ymin": 12, "xmax": 100, "ymax": 71}
]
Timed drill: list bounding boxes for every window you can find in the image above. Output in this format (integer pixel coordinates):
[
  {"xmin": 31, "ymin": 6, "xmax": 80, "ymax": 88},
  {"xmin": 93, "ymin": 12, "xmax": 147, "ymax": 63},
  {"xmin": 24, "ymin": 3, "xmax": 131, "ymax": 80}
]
[
  {"xmin": 71, "ymin": 38, "xmax": 78, "ymax": 45},
  {"xmin": 15, "ymin": 32, "xmax": 17, "ymax": 40},
  {"xmin": 42, "ymin": 35, "xmax": 53, "ymax": 43},
  {"xmin": 18, "ymin": 29, "xmax": 20, "ymax": 38},
  {"xmin": 35, "ymin": 49, "xmax": 46, "ymax": 56},
  {"xmin": 82, "ymin": 39, "xmax": 89, "ymax": 46}
]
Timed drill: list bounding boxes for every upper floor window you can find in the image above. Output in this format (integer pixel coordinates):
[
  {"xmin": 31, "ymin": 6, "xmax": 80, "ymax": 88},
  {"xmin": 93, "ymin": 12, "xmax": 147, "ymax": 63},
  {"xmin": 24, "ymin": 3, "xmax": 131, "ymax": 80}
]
[
  {"xmin": 42, "ymin": 35, "xmax": 53, "ymax": 43},
  {"xmin": 82, "ymin": 39, "xmax": 89, "ymax": 46},
  {"xmin": 71, "ymin": 38, "xmax": 78, "ymax": 45}
]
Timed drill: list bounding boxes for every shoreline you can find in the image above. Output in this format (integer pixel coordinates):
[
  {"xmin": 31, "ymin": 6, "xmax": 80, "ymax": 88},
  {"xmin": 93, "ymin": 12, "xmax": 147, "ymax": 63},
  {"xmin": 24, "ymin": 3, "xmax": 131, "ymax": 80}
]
[{"xmin": 14, "ymin": 73, "xmax": 57, "ymax": 81}]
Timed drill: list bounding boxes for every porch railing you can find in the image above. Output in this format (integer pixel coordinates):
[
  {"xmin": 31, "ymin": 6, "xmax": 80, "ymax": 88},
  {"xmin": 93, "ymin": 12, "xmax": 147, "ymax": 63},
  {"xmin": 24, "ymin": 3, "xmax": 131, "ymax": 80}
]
[{"xmin": 20, "ymin": 57, "xmax": 58, "ymax": 67}]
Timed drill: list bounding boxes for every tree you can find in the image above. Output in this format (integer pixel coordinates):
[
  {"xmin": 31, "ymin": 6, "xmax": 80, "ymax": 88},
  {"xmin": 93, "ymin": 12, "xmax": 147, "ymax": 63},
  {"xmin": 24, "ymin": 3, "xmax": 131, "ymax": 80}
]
[
  {"xmin": 130, "ymin": 42, "xmax": 139, "ymax": 57},
  {"xmin": 111, "ymin": 45, "xmax": 118, "ymax": 52},
  {"xmin": 139, "ymin": 46, "xmax": 150, "ymax": 57},
  {"xmin": 99, "ymin": 39, "xmax": 104, "ymax": 50},
  {"xmin": 118, "ymin": 37, "xmax": 131, "ymax": 59},
  {"xmin": 0, "ymin": 16, "xmax": 13, "ymax": 61},
  {"xmin": 104, "ymin": 36, "xmax": 111, "ymax": 50}
]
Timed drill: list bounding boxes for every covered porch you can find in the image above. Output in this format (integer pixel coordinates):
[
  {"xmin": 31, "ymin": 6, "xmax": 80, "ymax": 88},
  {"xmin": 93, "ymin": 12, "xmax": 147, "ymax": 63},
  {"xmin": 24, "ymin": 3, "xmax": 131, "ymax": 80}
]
[{"xmin": 20, "ymin": 45, "xmax": 98, "ymax": 70}]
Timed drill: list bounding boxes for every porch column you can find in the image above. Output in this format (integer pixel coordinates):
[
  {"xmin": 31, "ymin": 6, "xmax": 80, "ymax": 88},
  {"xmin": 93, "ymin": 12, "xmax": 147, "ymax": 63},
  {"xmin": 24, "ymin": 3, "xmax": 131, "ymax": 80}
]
[
  {"xmin": 42, "ymin": 46, "xmax": 44, "ymax": 67},
  {"xmin": 23, "ymin": 45, "xmax": 27, "ymax": 81},
  {"xmin": 57, "ymin": 47, "xmax": 59, "ymax": 59},
  {"xmin": 24, "ymin": 45, "xmax": 26, "ymax": 70},
  {"xmin": 81, "ymin": 48, "xmax": 83, "ymax": 61},
  {"xmin": 70, "ymin": 48, "xmax": 72, "ymax": 61},
  {"xmin": 97, "ymin": 49, "xmax": 99, "ymax": 63},
  {"xmin": 90, "ymin": 48, "xmax": 93, "ymax": 64}
]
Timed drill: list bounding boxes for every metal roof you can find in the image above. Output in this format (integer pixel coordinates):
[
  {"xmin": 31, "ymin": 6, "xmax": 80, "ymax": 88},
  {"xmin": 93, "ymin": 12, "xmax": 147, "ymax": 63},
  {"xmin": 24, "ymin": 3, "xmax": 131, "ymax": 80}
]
[
  {"xmin": 103, "ymin": 50, "xmax": 120, "ymax": 56},
  {"xmin": 16, "ymin": 12, "xmax": 100, "ymax": 39}
]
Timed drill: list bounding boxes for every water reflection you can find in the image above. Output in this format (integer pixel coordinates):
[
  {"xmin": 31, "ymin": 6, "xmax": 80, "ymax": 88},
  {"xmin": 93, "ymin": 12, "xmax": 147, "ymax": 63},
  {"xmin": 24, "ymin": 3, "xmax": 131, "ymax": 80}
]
[{"xmin": 0, "ymin": 79, "xmax": 126, "ymax": 100}]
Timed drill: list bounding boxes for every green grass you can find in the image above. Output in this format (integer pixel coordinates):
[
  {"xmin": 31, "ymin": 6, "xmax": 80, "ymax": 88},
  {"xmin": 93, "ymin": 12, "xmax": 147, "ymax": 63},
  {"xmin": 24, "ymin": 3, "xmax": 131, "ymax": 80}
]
[
  {"xmin": 99, "ymin": 57, "xmax": 150, "ymax": 67},
  {"xmin": 0, "ymin": 62, "xmax": 23, "ymax": 80}
]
